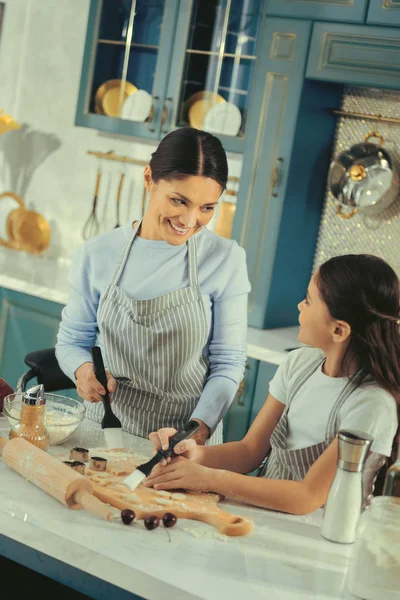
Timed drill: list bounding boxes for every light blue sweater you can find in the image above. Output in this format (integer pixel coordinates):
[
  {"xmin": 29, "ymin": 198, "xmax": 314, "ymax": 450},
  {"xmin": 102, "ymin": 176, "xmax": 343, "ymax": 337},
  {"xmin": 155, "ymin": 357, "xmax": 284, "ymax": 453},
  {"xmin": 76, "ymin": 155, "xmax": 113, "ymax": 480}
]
[{"xmin": 56, "ymin": 224, "xmax": 251, "ymax": 433}]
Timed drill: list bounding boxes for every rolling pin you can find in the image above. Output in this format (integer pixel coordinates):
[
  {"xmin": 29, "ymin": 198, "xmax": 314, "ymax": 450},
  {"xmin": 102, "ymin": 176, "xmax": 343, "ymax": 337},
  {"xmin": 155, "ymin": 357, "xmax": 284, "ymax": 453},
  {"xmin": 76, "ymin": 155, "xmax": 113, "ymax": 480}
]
[{"xmin": 0, "ymin": 437, "xmax": 114, "ymax": 521}]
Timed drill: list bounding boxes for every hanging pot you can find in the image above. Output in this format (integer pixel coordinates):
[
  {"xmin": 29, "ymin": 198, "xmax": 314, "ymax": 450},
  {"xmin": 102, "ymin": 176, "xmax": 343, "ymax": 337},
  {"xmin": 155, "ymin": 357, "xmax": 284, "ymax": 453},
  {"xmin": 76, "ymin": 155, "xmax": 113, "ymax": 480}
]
[
  {"xmin": 0, "ymin": 192, "xmax": 51, "ymax": 254},
  {"xmin": 328, "ymin": 132, "xmax": 399, "ymax": 219}
]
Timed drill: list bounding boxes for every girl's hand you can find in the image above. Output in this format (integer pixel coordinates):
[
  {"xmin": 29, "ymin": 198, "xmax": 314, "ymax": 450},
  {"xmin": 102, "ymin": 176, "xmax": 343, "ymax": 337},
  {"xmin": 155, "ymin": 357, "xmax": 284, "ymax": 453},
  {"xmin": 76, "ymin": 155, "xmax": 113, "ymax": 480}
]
[
  {"xmin": 148, "ymin": 427, "xmax": 199, "ymax": 464},
  {"xmin": 143, "ymin": 456, "xmax": 215, "ymax": 493},
  {"xmin": 75, "ymin": 361, "xmax": 116, "ymax": 403}
]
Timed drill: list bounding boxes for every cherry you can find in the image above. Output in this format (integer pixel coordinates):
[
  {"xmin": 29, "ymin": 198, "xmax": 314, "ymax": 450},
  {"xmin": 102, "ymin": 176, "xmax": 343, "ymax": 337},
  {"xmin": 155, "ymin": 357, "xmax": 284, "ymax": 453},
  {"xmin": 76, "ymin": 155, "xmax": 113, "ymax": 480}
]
[
  {"xmin": 144, "ymin": 516, "xmax": 160, "ymax": 530},
  {"xmin": 162, "ymin": 513, "xmax": 177, "ymax": 528},
  {"xmin": 121, "ymin": 509, "xmax": 135, "ymax": 525}
]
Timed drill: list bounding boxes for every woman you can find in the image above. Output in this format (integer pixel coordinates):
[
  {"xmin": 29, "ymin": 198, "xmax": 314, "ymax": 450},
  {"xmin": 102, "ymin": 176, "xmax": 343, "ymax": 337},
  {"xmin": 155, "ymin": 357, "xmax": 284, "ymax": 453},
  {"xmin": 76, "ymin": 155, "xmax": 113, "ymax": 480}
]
[
  {"xmin": 145, "ymin": 254, "xmax": 399, "ymax": 513},
  {"xmin": 56, "ymin": 128, "xmax": 250, "ymax": 445}
]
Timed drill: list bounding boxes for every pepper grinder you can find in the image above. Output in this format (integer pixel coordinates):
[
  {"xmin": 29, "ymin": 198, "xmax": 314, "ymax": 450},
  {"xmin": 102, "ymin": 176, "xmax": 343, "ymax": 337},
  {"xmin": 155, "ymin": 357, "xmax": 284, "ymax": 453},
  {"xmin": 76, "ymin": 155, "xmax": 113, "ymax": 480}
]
[
  {"xmin": 9, "ymin": 384, "xmax": 50, "ymax": 451},
  {"xmin": 321, "ymin": 429, "xmax": 373, "ymax": 544}
]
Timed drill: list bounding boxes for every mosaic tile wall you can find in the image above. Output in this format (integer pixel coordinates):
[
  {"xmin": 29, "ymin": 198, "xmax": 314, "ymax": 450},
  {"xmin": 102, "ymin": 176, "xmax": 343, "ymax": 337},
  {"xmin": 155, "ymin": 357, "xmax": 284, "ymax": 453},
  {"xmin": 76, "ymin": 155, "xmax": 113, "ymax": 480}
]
[{"xmin": 313, "ymin": 86, "xmax": 400, "ymax": 276}]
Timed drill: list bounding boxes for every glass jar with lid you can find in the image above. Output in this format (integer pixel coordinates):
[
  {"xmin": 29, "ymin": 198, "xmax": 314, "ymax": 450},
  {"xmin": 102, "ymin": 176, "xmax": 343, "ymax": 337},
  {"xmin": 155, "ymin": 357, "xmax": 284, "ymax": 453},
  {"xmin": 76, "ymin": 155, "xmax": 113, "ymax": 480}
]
[{"xmin": 346, "ymin": 496, "xmax": 400, "ymax": 600}]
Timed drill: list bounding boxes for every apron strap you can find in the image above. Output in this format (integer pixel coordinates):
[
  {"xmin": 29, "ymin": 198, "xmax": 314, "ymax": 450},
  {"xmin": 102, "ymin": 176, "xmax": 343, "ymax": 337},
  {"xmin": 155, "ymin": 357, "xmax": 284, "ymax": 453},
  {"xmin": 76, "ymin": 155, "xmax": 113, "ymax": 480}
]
[
  {"xmin": 187, "ymin": 236, "xmax": 199, "ymax": 287},
  {"xmin": 112, "ymin": 220, "xmax": 141, "ymax": 287}
]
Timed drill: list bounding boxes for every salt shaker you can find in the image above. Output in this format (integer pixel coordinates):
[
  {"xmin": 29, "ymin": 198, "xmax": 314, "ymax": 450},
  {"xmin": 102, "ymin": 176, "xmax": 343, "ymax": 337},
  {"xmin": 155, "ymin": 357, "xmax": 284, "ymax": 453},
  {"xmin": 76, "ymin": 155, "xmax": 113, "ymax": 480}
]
[
  {"xmin": 321, "ymin": 429, "xmax": 373, "ymax": 544},
  {"xmin": 9, "ymin": 384, "xmax": 50, "ymax": 451}
]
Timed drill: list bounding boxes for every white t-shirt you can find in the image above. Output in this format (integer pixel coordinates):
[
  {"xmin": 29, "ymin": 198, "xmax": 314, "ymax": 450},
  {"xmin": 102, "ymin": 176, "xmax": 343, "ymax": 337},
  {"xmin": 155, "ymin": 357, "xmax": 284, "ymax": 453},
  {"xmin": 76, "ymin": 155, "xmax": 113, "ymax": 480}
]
[{"xmin": 269, "ymin": 347, "xmax": 398, "ymax": 457}]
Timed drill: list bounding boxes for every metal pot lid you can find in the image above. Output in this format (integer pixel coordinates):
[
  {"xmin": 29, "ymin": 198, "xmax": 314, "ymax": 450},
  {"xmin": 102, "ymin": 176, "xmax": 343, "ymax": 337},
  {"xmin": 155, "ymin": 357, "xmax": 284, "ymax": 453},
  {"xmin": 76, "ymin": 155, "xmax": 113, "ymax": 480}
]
[{"xmin": 328, "ymin": 132, "xmax": 396, "ymax": 210}]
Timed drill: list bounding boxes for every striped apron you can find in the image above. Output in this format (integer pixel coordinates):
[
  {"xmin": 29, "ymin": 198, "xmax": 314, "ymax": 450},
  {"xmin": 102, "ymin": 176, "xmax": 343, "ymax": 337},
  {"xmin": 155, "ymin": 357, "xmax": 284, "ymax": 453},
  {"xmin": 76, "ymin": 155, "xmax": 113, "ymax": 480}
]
[
  {"xmin": 260, "ymin": 353, "xmax": 356, "ymax": 480},
  {"xmin": 86, "ymin": 223, "xmax": 223, "ymax": 444}
]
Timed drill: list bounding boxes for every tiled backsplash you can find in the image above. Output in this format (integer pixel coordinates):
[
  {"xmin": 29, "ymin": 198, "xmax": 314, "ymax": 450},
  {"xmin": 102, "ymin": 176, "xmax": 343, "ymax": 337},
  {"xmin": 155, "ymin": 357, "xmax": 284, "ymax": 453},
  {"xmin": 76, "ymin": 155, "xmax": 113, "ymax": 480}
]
[{"xmin": 314, "ymin": 86, "xmax": 400, "ymax": 276}]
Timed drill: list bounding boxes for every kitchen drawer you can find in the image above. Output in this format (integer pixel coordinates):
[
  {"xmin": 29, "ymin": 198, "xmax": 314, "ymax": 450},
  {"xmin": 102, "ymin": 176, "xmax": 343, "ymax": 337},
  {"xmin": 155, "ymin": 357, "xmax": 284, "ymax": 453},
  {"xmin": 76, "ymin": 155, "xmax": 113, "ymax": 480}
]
[
  {"xmin": 367, "ymin": 0, "xmax": 400, "ymax": 26},
  {"xmin": 306, "ymin": 22, "xmax": 400, "ymax": 89},
  {"xmin": 266, "ymin": 0, "xmax": 368, "ymax": 23}
]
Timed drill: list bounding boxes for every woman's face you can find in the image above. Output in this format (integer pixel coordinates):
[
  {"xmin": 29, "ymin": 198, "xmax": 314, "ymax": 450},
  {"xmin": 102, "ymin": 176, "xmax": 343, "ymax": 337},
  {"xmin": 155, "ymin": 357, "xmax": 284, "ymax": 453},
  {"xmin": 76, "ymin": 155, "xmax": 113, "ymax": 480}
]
[{"xmin": 142, "ymin": 168, "xmax": 222, "ymax": 245}]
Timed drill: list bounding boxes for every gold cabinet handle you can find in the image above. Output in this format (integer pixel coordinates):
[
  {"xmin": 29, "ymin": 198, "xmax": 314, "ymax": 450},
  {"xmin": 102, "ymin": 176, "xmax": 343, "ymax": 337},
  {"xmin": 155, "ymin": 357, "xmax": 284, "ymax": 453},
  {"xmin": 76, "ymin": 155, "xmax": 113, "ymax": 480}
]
[
  {"xmin": 336, "ymin": 204, "xmax": 358, "ymax": 219},
  {"xmin": 271, "ymin": 157, "xmax": 284, "ymax": 198},
  {"xmin": 237, "ymin": 363, "xmax": 251, "ymax": 406}
]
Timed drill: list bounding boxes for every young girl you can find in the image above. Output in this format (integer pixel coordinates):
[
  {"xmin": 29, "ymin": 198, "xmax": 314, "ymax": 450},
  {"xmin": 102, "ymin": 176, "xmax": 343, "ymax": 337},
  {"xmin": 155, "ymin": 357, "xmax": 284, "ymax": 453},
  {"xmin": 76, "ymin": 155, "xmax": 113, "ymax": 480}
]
[{"xmin": 144, "ymin": 254, "xmax": 400, "ymax": 515}]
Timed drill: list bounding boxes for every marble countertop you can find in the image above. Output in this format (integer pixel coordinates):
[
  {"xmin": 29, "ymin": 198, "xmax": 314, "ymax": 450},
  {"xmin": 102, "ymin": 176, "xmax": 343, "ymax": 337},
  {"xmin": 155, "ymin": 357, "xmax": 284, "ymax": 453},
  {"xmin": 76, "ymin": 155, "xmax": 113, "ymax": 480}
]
[
  {"xmin": 0, "ymin": 246, "xmax": 300, "ymax": 365},
  {"xmin": 0, "ymin": 415, "xmax": 358, "ymax": 600}
]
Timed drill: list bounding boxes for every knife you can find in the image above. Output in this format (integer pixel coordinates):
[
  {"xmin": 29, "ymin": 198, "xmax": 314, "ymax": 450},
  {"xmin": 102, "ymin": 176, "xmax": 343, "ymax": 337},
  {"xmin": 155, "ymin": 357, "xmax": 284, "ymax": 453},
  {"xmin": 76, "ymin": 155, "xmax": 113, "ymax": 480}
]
[
  {"xmin": 91, "ymin": 346, "xmax": 124, "ymax": 449},
  {"xmin": 122, "ymin": 419, "xmax": 200, "ymax": 491}
]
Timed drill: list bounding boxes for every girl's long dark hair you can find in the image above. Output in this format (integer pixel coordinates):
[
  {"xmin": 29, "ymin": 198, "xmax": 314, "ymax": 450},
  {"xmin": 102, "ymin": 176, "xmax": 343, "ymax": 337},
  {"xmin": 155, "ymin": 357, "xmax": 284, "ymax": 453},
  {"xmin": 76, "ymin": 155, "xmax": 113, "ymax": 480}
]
[
  {"xmin": 149, "ymin": 127, "xmax": 228, "ymax": 189},
  {"xmin": 317, "ymin": 254, "xmax": 400, "ymax": 460}
]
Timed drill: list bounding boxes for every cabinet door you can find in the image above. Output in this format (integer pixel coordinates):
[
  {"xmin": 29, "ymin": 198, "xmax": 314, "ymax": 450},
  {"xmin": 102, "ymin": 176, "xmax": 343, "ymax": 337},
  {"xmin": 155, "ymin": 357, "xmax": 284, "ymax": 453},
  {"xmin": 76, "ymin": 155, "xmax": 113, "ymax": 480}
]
[
  {"xmin": 231, "ymin": 18, "xmax": 312, "ymax": 328},
  {"xmin": 367, "ymin": 0, "xmax": 400, "ymax": 26},
  {"xmin": 223, "ymin": 359, "xmax": 259, "ymax": 442},
  {"xmin": 249, "ymin": 362, "xmax": 278, "ymax": 427},
  {"xmin": 306, "ymin": 22, "xmax": 400, "ymax": 90},
  {"xmin": 164, "ymin": 0, "xmax": 266, "ymax": 153},
  {"xmin": 266, "ymin": 0, "xmax": 368, "ymax": 23},
  {"xmin": 75, "ymin": 0, "xmax": 179, "ymax": 140},
  {"xmin": 0, "ymin": 289, "xmax": 63, "ymax": 389}
]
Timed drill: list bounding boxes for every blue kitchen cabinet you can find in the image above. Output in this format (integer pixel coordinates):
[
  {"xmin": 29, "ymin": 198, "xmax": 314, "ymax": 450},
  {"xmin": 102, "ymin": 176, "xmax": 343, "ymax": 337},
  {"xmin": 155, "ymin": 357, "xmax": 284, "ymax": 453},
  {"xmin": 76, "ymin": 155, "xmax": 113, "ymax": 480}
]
[
  {"xmin": 76, "ymin": 0, "xmax": 267, "ymax": 153},
  {"xmin": 266, "ymin": 0, "xmax": 368, "ymax": 23},
  {"xmin": 306, "ymin": 22, "xmax": 400, "ymax": 89},
  {"xmin": 75, "ymin": 0, "xmax": 180, "ymax": 142},
  {"xmin": 0, "ymin": 288, "xmax": 77, "ymax": 400},
  {"xmin": 223, "ymin": 358, "xmax": 259, "ymax": 442},
  {"xmin": 367, "ymin": 0, "xmax": 400, "ymax": 26},
  {"xmin": 231, "ymin": 18, "xmax": 313, "ymax": 328}
]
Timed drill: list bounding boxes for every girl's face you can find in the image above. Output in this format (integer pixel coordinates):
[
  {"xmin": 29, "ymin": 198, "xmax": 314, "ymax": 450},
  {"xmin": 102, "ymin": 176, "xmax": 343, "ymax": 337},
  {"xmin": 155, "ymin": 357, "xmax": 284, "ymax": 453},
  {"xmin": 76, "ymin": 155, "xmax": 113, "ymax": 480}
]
[
  {"xmin": 141, "ymin": 168, "xmax": 222, "ymax": 245},
  {"xmin": 297, "ymin": 274, "xmax": 337, "ymax": 348}
]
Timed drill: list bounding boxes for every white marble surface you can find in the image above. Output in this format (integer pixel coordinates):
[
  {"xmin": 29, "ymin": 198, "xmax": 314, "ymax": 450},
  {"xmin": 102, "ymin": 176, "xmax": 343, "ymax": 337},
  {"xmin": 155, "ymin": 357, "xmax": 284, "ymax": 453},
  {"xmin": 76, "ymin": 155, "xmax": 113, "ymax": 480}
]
[
  {"xmin": 0, "ymin": 245, "xmax": 299, "ymax": 365},
  {"xmin": 0, "ymin": 415, "xmax": 360, "ymax": 600}
]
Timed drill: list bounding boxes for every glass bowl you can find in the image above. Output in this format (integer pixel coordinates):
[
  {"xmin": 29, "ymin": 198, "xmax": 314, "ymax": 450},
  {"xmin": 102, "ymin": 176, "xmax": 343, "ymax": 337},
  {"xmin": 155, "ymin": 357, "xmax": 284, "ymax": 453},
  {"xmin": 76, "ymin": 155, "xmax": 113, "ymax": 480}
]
[{"xmin": 3, "ymin": 393, "xmax": 86, "ymax": 446}]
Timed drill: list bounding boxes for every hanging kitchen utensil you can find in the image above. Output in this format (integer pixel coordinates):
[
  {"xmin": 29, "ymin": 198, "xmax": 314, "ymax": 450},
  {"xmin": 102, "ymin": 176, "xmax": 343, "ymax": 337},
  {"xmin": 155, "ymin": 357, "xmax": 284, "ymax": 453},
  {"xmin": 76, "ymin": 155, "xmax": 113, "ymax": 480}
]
[
  {"xmin": 82, "ymin": 168, "xmax": 102, "ymax": 240},
  {"xmin": 114, "ymin": 171, "xmax": 125, "ymax": 229},
  {"xmin": 0, "ymin": 192, "xmax": 51, "ymax": 254},
  {"xmin": 329, "ymin": 132, "xmax": 399, "ymax": 219}
]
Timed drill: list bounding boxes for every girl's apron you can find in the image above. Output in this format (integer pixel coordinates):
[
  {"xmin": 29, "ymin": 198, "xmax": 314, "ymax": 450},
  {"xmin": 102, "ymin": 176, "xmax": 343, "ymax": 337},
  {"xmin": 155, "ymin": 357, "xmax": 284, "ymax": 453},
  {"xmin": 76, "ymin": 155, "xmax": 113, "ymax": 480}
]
[
  {"xmin": 260, "ymin": 354, "xmax": 356, "ymax": 480},
  {"xmin": 86, "ymin": 223, "xmax": 223, "ymax": 444}
]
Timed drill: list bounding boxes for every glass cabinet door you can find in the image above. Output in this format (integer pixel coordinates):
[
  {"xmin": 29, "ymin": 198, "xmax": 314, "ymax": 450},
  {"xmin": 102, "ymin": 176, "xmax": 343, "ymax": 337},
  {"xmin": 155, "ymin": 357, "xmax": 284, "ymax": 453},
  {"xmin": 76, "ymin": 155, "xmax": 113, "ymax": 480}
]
[
  {"xmin": 166, "ymin": 0, "xmax": 264, "ymax": 151},
  {"xmin": 76, "ymin": 0, "xmax": 179, "ymax": 139}
]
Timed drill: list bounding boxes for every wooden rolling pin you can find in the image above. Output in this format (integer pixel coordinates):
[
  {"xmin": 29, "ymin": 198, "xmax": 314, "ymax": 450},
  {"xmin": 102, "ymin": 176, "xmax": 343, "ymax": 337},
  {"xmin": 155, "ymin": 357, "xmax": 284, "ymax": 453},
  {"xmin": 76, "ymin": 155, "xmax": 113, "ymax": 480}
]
[
  {"xmin": 0, "ymin": 437, "xmax": 114, "ymax": 521},
  {"xmin": 93, "ymin": 485, "xmax": 253, "ymax": 536}
]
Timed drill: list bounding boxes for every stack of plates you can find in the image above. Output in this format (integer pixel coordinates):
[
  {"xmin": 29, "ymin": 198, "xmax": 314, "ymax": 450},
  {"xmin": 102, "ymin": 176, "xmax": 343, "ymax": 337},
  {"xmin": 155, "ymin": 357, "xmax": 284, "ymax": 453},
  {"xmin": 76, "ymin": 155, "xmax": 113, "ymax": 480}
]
[
  {"xmin": 182, "ymin": 90, "xmax": 242, "ymax": 137},
  {"xmin": 94, "ymin": 79, "xmax": 137, "ymax": 117}
]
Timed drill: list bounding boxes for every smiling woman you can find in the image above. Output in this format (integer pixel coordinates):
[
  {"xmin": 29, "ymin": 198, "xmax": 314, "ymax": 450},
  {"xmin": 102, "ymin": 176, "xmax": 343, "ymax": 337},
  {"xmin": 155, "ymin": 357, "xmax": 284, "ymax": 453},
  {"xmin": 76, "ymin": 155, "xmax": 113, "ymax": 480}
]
[{"xmin": 56, "ymin": 128, "xmax": 250, "ymax": 446}]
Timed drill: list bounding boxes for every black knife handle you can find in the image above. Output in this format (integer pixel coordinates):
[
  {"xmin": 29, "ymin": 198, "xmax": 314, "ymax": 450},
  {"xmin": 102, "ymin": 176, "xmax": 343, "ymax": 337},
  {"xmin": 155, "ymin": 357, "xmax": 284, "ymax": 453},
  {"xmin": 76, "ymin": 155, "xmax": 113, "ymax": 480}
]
[
  {"xmin": 161, "ymin": 420, "xmax": 201, "ymax": 458},
  {"xmin": 91, "ymin": 346, "xmax": 108, "ymax": 389}
]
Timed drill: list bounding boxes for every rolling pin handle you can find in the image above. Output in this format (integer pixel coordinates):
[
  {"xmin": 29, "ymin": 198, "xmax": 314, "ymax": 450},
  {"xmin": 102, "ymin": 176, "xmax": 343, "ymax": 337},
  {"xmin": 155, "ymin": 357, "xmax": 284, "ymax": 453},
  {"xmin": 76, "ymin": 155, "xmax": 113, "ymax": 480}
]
[{"xmin": 74, "ymin": 489, "xmax": 115, "ymax": 521}]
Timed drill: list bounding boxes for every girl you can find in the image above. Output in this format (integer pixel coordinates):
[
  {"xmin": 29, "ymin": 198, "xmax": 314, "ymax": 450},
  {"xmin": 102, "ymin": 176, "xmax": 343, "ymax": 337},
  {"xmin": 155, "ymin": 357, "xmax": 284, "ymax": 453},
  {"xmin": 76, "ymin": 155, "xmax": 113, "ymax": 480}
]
[{"xmin": 145, "ymin": 254, "xmax": 400, "ymax": 515}]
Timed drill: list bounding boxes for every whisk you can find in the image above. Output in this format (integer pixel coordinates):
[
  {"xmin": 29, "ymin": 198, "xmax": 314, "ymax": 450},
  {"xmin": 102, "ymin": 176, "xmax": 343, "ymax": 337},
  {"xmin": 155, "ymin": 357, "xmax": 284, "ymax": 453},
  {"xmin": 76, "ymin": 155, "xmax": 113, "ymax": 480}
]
[{"xmin": 82, "ymin": 168, "xmax": 102, "ymax": 240}]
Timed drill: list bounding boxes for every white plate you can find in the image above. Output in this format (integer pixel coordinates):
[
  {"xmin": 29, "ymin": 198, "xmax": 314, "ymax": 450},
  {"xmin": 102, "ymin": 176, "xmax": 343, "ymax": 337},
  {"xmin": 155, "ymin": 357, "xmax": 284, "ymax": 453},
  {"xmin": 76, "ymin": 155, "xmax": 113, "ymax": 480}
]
[
  {"xmin": 203, "ymin": 102, "xmax": 242, "ymax": 137},
  {"xmin": 121, "ymin": 89, "xmax": 153, "ymax": 122}
]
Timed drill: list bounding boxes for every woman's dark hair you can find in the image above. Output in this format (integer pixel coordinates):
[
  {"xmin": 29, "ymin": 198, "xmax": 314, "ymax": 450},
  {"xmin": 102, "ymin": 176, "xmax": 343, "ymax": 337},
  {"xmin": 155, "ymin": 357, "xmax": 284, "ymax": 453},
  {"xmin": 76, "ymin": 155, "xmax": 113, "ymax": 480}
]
[
  {"xmin": 149, "ymin": 127, "xmax": 228, "ymax": 189},
  {"xmin": 316, "ymin": 254, "xmax": 400, "ymax": 459}
]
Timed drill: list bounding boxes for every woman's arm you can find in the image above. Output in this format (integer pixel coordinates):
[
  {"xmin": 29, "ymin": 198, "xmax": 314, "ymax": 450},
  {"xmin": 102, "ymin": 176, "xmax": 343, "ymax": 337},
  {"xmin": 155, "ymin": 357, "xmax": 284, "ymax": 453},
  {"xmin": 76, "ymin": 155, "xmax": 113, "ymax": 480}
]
[
  {"xmin": 191, "ymin": 245, "xmax": 250, "ymax": 439},
  {"xmin": 145, "ymin": 435, "xmax": 338, "ymax": 515}
]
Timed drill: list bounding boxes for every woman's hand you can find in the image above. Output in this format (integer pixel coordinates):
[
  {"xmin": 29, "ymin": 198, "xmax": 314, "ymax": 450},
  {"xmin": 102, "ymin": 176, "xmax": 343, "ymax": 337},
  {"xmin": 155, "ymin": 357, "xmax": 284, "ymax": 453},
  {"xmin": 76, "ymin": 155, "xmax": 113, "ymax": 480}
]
[
  {"xmin": 149, "ymin": 427, "xmax": 199, "ymax": 464},
  {"xmin": 143, "ymin": 456, "xmax": 215, "ymax": 493},
  {"xmin": 75, "ymin": 361, "xmax": 116, "ymax": 403}
]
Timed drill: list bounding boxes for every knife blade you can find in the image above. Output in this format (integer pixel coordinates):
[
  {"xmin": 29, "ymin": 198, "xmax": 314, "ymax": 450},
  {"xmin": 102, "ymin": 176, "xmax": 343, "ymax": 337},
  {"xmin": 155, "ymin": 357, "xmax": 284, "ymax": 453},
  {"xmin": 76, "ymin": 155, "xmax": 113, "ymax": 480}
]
[
  {"xmin": 122, "ymin": 419, "xmax": 200, "ymax": 491},
  {"xmin": 91, "ymin": 346, "xmax": 124, "ymax": 449}
]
